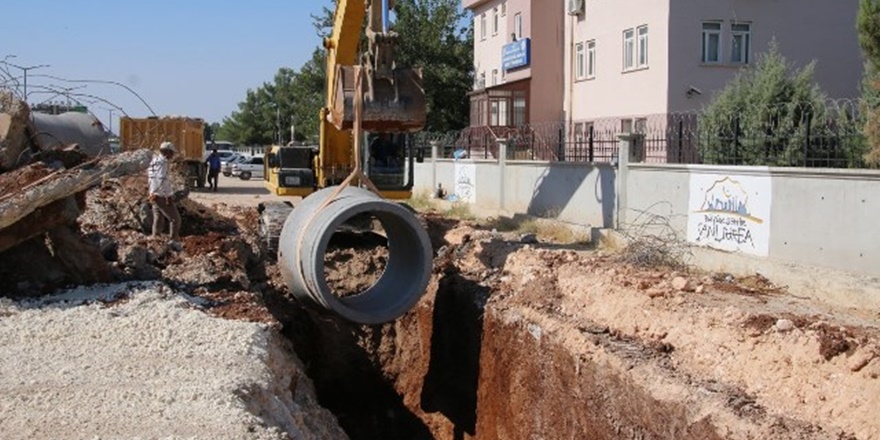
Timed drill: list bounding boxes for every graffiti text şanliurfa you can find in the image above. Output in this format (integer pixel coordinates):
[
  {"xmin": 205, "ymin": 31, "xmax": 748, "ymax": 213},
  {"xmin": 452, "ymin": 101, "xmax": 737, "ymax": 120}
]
[{"xmin": 695, "ymin": 214, "xmax": 754, "ymax": 247}]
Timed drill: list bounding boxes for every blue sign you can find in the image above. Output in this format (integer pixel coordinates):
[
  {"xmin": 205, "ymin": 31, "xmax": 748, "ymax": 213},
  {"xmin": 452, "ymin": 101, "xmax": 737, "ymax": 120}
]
[{"xmin": 502, "ymin": 38, "xmax": 531, "ymax": 71}]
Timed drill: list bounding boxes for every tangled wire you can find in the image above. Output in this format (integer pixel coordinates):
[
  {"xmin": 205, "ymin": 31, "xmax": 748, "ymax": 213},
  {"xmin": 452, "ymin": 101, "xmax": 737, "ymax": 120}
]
[{"xmin": 618, "ymin": 202, "xmax": 691, "ymax": 271}]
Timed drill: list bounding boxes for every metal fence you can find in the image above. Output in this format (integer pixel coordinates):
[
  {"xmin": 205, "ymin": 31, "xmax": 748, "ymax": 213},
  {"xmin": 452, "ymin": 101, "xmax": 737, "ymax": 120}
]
[{"xmin": 413, "ymin": 100, "xmax": 874, "ymax": 169}]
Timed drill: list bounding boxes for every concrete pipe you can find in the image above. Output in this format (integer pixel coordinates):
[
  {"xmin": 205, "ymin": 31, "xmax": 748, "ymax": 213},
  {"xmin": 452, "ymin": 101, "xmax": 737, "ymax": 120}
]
[{"xmin": 278, "ymin": 186, "xmax": 432, "ymax": 324}]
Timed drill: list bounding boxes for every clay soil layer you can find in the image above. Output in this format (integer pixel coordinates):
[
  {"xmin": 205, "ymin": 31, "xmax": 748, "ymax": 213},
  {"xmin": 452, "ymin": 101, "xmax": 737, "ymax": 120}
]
[{"xmin": 341, "ymin": 222, "xmax": 880, "ymax": 440}]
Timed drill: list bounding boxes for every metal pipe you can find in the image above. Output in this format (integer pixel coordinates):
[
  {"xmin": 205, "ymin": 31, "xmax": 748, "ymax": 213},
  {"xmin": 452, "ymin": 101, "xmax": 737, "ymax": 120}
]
[{"xmin": 278, "ymin": 186, "xmax": 432, "ymax": 324}]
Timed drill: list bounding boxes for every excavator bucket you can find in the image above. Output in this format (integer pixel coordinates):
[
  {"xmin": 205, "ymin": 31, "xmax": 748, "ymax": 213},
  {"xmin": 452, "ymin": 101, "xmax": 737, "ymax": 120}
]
[{"xmin": 330, "ymin": 65, "xmax": 426, "ymax": 133}]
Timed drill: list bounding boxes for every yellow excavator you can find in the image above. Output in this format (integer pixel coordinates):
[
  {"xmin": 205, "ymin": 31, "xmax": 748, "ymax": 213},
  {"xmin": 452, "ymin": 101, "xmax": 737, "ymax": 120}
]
[
  {"xmin": 262, "ymin": 0, "xmax": 425, "ymax": 200},
  {"xmin": 260, "ymin": 0, "xmax": 432, "ymax": 325}
]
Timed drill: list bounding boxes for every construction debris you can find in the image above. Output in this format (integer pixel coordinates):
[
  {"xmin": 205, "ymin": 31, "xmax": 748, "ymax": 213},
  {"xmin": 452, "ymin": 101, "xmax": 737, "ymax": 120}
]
[{"xmin": 0, "ymin": 90, "xmax": 37, "ymax": 171}]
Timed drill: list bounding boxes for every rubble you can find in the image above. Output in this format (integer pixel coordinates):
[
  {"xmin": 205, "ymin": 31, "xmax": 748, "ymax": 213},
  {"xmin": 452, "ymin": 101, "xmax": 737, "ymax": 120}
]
[{"xmin": 0, "ymin": 90, "xmax": 36, "ymax": 171}]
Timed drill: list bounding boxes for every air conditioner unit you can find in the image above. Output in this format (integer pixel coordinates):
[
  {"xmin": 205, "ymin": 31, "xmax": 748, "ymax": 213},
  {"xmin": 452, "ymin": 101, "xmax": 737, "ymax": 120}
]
[{"xmin": 567, "ymin": 0, "xmax": 584, "ymax": 16}]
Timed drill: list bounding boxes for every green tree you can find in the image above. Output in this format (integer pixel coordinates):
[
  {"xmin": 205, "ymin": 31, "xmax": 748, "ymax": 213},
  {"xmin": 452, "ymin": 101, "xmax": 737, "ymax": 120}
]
[
  {"xmin": 700, "ymin": 42, "xmax": 865, "ymax": 167},
  {"xmin": 312, "ymin": 0, "xmax": 474, "ymax": 131},
  {"xmin": 393, "ymin": 0, "xmax": 473, "ymax": 131},
  {"xmin": 858, "ymin": 0, "xmax": 880, "ymax": 164}
]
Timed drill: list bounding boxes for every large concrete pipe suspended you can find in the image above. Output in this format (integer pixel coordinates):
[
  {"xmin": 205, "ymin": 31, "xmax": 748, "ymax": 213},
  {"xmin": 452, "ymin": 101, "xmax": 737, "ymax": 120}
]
[
  {"xmin": 30, "ymin": 112, "xmax": 110, "ymax": 157},
  {"xmin": 278, "ymin": 186, "xmax": 432, "ymax": 324}
]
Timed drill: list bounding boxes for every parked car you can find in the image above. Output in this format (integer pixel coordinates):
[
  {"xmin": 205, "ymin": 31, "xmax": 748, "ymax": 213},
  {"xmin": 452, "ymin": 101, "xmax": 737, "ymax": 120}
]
[
  {"xmin": 231, "ymin": 155, "xmax": 264, "ymax": 180},
  {"xmin": 221, "ymin": 153, "xmax": 250, "ymax": 176}
]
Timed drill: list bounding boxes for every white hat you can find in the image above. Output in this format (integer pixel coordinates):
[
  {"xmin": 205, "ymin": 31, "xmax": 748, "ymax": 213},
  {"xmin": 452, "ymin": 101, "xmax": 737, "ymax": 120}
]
[{"xmin": 159, "ymin": 141, "xmax": 176, "ymax": 153}]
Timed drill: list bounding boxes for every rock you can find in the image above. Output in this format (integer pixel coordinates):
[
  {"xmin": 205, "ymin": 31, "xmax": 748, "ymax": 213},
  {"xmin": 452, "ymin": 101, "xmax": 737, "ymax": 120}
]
[
  {"xmin": 646, "ymin": 288, "xmax": 666, "ymax": 299},
  {"xmin": 774, "ymin": 319, "xmax": 795, "ymax": 333},
  {"xmin": 695, "ymin": 284, "xmax": 706, "ymax": 294},
  {"xmin": 121, "ymin": 245, "xmax": 148, "ymax": 269},
  {"xmin": 848, "ymin": 350, "xmax": 876, "ymax": 373},
  {"xmin": 520, "ymin": 233, "xmax": 538, "ymax": 244},
  {"xmin": 671, "ymin": 276, "xmax": 693, "ymax": 292}
]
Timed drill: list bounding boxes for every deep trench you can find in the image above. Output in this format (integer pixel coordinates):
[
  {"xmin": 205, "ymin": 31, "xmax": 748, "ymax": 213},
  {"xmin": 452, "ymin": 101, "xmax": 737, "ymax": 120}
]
[{"xmin": 270, "ymin": 230, "xmax": 487, "ymax": 440}]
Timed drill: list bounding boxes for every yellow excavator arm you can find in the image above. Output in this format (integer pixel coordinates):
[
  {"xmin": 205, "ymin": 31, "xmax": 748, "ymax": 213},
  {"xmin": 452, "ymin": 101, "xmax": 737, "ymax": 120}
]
[
  {"xmin": 318, "ymin": 0, "xmax": 425, "ymax": 190},
  {"xmin": 263, "ymin": 0, "xmax": 424, "ymax": 199}
]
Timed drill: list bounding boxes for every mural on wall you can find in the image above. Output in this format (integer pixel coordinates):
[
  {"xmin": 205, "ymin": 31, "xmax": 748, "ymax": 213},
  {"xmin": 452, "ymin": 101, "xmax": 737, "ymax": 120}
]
[
  {"xmin": 454, "ymin": 162, "xmax": 476, "ymax": 204},
  {"xmin": 686, "ymin": 174, "xmax": 772, "ymax": 256}
]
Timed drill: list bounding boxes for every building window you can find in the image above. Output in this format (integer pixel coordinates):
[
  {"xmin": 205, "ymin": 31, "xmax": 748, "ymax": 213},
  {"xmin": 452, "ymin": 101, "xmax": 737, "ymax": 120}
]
[
  {"xmin": 492, "ymin": 69, "xmax": 498, "ymax": 86},
  {"xmin": 480, "ymin": 13, "xmax": 487, "ymax": 40},
  {"xmin": 587, "ymin": 40, "xmax": 596, "ymax": 78},
  {"xmin": 702, "ymin": 22, "xmax": 722, "ymax": 63},
  {"xmin": 637, "ymin": 25, "xmax": 648, "ymax": 67},
  {"xmin": 730, "ymin": 23, "xmax": 751, "ymax": 64},
  {"xmin": 621, "ymin": 118, "xmax": 633, "ymax": 133},
  {"xmin": 514, "ymin": 13, "xmax": 523, "ymax": 40},
  {"xmin": 575, "ymin": 42, "xmax": 585, "ymax": 79},
  {"xmin": 501, "ymin": 1, "xmax": 506, "ymax": 16},
  {"xmin": 623, "ymin": 29, "xmax": 635, "ymax": 70},
  {"xmin": 492, "ymin": 7, "xmax": 499, "ymax": 36},
  {"xmin": 513, "ymin": 91, "xmax": 527, "ymax": 126}
]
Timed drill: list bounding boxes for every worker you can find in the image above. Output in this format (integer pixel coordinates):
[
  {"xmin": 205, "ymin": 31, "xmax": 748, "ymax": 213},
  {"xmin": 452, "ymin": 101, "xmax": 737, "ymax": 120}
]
[
  {"xmin": 148, "ymin": 141, "xmax": 182, "ymax": 247},
  {"xmin": 205, "ymin": 149, "xmax": 221, "ymax": 191}
]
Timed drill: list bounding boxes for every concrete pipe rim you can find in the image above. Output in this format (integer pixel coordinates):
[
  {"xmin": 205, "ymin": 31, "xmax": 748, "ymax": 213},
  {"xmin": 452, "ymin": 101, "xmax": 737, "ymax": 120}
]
[{"xmin": 306, "ymin": 198, "xmax": 432, "ymax": 325}]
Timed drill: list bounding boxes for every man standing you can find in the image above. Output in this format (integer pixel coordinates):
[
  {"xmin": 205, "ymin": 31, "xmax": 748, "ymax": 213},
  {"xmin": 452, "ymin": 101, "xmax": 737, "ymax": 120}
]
[
  {"xmin": 205, "ymin": 148, "xmax": 221, "ymax": 191},
  {"xmin": 148, "ymin": 141, "xmax": 182, "ymax": 245}
]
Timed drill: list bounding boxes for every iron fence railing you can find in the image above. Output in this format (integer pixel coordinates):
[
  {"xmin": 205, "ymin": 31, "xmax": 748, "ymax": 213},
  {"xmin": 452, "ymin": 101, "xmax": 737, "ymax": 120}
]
[{"xmin": 413, "ymin": 99, "xmax": 874, "ymax": 169}]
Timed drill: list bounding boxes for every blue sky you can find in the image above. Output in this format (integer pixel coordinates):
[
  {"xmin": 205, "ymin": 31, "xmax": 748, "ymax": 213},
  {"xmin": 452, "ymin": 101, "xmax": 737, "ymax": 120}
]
[{"xmin": 0, "ymin": 1, "xmax": 329, "ymax": 128}]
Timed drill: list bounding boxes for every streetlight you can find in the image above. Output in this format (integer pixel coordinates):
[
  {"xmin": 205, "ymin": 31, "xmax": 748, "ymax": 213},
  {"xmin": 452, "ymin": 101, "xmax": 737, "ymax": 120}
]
[
  {"xmin": 101, "ymin": 107, "xmax": 117, "ymax": 134},
  {"xmin": 5, "ymin": 62, "xmax": 50, "ymax": 103}
]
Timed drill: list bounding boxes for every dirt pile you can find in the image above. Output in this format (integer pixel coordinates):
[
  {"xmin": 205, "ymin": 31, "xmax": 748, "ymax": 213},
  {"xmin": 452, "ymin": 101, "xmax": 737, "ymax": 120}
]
[{"xmin": 275, "ymin": 216, "xmax": 880, "ymax": 440}]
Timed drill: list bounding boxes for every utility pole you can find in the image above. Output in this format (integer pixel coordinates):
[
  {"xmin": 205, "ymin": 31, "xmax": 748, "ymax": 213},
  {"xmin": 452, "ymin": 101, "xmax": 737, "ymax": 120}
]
[
  {"xmin": 103, "ymin": 108, "xmax": 116, "ymax": 134},
  {"xmin": 5, "ymin": 63, "xmax": 50, "ymax": 103}
]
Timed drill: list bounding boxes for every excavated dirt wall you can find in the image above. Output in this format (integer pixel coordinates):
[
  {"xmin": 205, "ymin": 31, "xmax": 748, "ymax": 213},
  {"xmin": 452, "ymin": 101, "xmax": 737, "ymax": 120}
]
[{"xmin": 282, "ymin": 217, "xmax": 879, "ymax": 440}]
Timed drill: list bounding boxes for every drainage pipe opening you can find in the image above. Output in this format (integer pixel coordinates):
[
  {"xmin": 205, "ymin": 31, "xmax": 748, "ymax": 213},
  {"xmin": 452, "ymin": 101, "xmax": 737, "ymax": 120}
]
[{"xmin": 278, "ymin": 186, "xmax": 432, "ymax": 324}]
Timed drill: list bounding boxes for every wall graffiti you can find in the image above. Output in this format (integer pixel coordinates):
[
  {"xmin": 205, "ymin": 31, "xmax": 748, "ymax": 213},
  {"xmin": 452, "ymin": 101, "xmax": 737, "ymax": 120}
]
[
  {"xmin": 454, "ymin": 162, "xmax": 476, "ymax": 204},
  {"xmin": 686, "ymin": 174, "xmax": 772, "ymax": 256}
]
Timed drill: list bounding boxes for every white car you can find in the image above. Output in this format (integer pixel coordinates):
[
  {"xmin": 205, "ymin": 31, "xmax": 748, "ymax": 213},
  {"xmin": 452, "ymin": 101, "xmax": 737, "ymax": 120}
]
[
  {"xmin": 221, "ymin": 154, "xmax": 250, "ymax": 176},
  {"xmin": 231, "ymin": 156, "xmax": 265, "ymax": 180}
]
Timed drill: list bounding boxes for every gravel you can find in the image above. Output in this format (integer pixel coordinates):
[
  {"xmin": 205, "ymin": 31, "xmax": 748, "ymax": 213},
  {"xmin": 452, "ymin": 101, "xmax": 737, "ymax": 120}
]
[{"xmin": 0, "ymin": 282, "xmax": 347, "ymax": 440}]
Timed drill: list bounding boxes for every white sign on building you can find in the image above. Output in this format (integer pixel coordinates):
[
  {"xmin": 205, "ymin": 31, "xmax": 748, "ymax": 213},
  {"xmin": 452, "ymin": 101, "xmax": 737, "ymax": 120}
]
[
  {"xmin": 454, "ymin": 162, "xmax": 476, "ymax": 204},
  {"xmin": 686, "ymin": 173, "xmax": 772, "ymax": 256}
]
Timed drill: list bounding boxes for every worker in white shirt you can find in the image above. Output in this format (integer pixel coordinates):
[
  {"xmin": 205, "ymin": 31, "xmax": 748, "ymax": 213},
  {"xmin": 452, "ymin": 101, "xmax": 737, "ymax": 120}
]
[{"xmin": 147, "ymin": 141, "xmax": 182, "ymax": 246}]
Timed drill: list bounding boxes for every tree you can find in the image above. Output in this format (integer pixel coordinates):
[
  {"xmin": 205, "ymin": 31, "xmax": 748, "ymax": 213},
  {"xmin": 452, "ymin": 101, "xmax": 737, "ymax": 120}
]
[
  {"xmin": 218, "ymin": 67, "xmax": 313, "ymax": 145},
  {"xmin": 393, "ymin": 0, "xmax": 474, "ymax": 131},
  {"xmin": 312, "ymin": 0, "xmax": 474, "ymax": 132},
  {"xmin": 858, "ymin": 0, "xmax": 880, "ymax": 165},
  {"xmin": 699, "ymin": 42, "xmax": 865, "ymax": 167}
]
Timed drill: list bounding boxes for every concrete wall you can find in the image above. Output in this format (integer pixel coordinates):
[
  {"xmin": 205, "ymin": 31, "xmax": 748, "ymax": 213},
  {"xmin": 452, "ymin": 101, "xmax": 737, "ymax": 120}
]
[
  {"xmin": 414, "ymin": 158, "xmax": 614, "ymax": 229},
  {"xmin": 626, "ymin": 164, "xmax": 880, "ymax": 278},
  {"xmin": 414, "ymin": 150, "xmax": 880, "ymax": 308}
]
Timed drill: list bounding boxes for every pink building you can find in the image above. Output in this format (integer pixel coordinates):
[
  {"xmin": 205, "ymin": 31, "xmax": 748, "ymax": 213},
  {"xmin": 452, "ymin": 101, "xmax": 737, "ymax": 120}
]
[
  {"xmin": 465, "ymin": 0, "xmax": 862, "ymax": 132},
  {"xmin": 463, "ymin": 0, "xmax": 565, "ymax": 127},
  {"xmin": 564, "ymin": 0, "xmax": 862, "ymax": 132}
]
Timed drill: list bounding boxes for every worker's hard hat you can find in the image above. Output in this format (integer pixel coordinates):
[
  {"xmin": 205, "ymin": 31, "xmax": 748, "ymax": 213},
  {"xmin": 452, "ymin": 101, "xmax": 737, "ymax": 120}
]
[{"xmin": 159, "ymin": 142, "xmax": 177, "ymax": 153}]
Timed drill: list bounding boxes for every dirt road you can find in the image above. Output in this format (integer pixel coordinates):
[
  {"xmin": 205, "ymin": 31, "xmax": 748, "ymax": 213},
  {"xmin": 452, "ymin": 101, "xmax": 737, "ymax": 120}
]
[{"xmin": 189, "ymin": 174, "xmax": 294, "ymax": 207}]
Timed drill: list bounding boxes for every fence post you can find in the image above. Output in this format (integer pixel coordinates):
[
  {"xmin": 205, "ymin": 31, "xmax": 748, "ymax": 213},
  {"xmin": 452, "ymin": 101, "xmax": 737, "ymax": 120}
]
[
  {"xmin": 589, "ymin": 125, "xmax": 595, "ymax": 162},
  {"xmin": 498, "ymin": 138, "xmax": 509, "ymax": 211},
  {"xmin": 558, "ymin": 127, "xmax": 565, "ymax": 162},
  {"xmin": 733, "ymin": 117, "xmax": 740, "ymax": 165},
  {"xmin": 429, "ymin": 140, "xmax": 439, "ymax": 196},
  {"xmin": 616, "ymin": 134, "xmax": 640, "ymax": 230},
  {"xmin": 804, "ymin": 113, "xmax": 812, "ymax": 167},
  {"xmin": 677, "ymin": 120, "xmax": 684, "ymax": 163}
]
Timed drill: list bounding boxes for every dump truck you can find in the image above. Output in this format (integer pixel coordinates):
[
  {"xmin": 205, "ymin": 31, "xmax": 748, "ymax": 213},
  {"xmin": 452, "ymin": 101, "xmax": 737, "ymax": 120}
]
[{"xmin": 119, "ymin": 116, "xmax": 207, "ymax": 188}]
